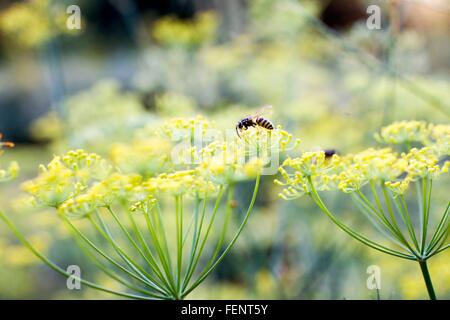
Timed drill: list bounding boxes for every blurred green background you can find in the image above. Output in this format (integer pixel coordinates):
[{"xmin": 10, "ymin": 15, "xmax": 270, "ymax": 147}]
[{"xmin": 0, "ymin": 0, "xmax": 449, "ymax": 299}]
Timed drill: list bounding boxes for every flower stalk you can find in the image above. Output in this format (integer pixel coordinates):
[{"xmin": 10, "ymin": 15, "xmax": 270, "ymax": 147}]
[
  {"xmin": 418, "ymin": 260, "xmax": 436, "ymax": 300},
  {"xmin": 276, "ymin": 121, "xmax": 449, "ymax": 299}
]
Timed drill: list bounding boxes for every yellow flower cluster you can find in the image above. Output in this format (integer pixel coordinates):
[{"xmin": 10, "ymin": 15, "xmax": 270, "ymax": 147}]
[
  {"xmin": 277, "ymin": 121, "xmax": 449, "ymax": 199},
  {"xmin": 152, "ymin": 12, "xmax": 218, "ymax": 48},
  {"xmin": 199, "ymin": 126, "xmax": 297, "ymax": 184},
  {"xmin": 0, "ymin": 0, "xmax": 71, "ymax": 48},
  {"xmin": 50, "ymin": 168, "xmax": 221, "ymax": 218},
  {"xmin": 154, "ymin": 92, "xmax": 196, "ymax": 117},
  {"xmin": 337, "ymin": 148, "xmax": 406, "ymax": 193},
  {"xmin": 29, "ymin": 112, "xmax": 65, "ymax": 143},
  {"xmin": 113, "ymin": 115, "xmax": 273, "ymax": 184},
  {"xmin": 375, "ymin": 121, "xmax": 430, "ymax": 145},
  {"xmin": 275, "ymin": 151, "xmax": 337, "ymax": 199},
  {"xmin": 143, "ymin": 170, "xmax": 219, "ymax": 198},
  {"xmin": 64, "ymin": 80, "xmax": 144, "ymax": 129},
  {"xmin": 22, "ymin": 150, "xmax": 112, "ymax": 207},
  {"xmin": 338, "ymin": 147, "xmax": 445, "ymax": 195},
  {"xmin": 238, "ymin": 125, "xmax": 300, "ymax": 157},
  {"xmin": 23, "ymin": 114, "xmax": 291, "ymax": 218},
  {"xmin": 110, "ymin": 137, "xmax": 173, "ymax": 177},
  {"xmin": 24, "ymin": 118, "xmax": 448, "ymax": 215},
  {"xmin": 154, "ymin": 115, "xmax": 213, "ymax": 169},
  {"xmin": 30, "ymin": 80, "xmax": 148, "ymax": 153},
  {"xmin": 157, "ymin": 115, "xmax": 211, "ymax": 141},
  {"xmin": 384, "ymin": 147, "xmax": 449, "ymax": 195},
  {"xmin": 430, "ymin": 124, "xmax": 450, "ymax": 156},
  {"xmin": 58, "ymin": 173, "xmax": 142, "ymax": 218},
  {"xmin": 277, "ymin": 145, "xmax": 449, "ymax": 198},
  {"xmin": 23, "ymin": 150, "xmax": 145, "ymax": 216},
  {"xmin": 0, "ymin": 161, "xmax": 19, "ymax": 183},
  {"xmin": 198, "ymin": 146, "xmax": 265, "ymax": 185},
  {"xmin": 375, "ymin": 121, "xmax": 450, "ymax": 156}
]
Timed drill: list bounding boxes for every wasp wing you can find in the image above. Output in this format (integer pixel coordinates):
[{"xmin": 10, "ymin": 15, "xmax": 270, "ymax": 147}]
[{"xmin": 252, "ymin": 105, "xmax": 273, "ymax": 118}]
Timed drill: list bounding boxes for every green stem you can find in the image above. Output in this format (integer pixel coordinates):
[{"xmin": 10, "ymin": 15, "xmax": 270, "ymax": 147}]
[
  {"xmin": 181, "ymin": 194, "xmax": 209, "ymax": 292},
  {"xmin": 356, "ymin": 189, "xmax": 412, "ymax": 251},
  {"xmin": 381, "ymin": 184, "xmax": 417, "ymax": 251},
  {"xmin": 142, "ymin": 202, "xmax": 177, "ymax": 293},
  {"xmin": 70, "ymin": 230, "xmax": 162, "ymax": 297},
  {"xmin": 183, "ymin": 175, "xmax": 261, "ymax": 298},
  {"xmin": 89, "ymin": 213, "xmax": 169, "ymax": 296},
  {"xmin": 175, "ymin": 195, "xmax": 183, "ymax": 298},
  {"xmin": 62, "ymin": 216, "xmax": 157, "ymax": 289},
  {"xmin": 390, "ymin": 195, "xmax": 420, "ymax": 253},
  {"xmin": 308, "ymin": 178, "xmax": 415, "ymax": 260},
  {"xmin": 353, "ymin": 194, "xmax": 410, "ymax": 251},
  {"xmin": 381, "ymin": 184, "xmax": 400, "ymax": 226},
  {"xmin": 418, "ymin": 260, "xmax": 437, "ymax": 300},
  {"xmin": 209, "ymin": 184, "xmax": 235, "ymax": 263},
  {"xmin": 426, "ymin": 201, "xmax": 449, "ymax": 254},
  {"xmin": 0, "ymin": 210, "xmax": 162, "ymax": 299},
  {"xmin": 153, "ymin": 201, "xmax": 174, "ymax": 271},
  {"xmin": 432, "ymin": 243, "xmax": 449, "ymax": 256},
  {"xmin": 192, "ymin": 184, "xmax": 236, "ymax": 289},
  {"xmin": 421, "ymin": 178, "xmax": 432, "ymax": 255},
  {"xmin": 125, "ymin": 206, "xmax": 174, "ymax": 295},
  {"xmin": 398, "ymin": 195, "xmax": 421, "ymax": 252},
  {"xmin": 427, "ymin": 228, "xmax": 449, "ymax": 258},
  {"xmin": 106, "ymin": 206, "xmax": 169, "ymax": 288}
]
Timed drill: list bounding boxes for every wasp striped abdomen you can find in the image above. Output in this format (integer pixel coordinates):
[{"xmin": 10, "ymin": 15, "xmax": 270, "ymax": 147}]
[
  {"xmin": 255, "ymin": 117, "xmax": 274, "ymax": 130},
  {"xmin": 235, "ymin": 105, "xmax": 275, "ymax": 138}
]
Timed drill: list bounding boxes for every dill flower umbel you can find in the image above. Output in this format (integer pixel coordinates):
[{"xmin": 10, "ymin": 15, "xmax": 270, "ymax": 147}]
[
  {"xmin": 152, "ymin": 12, "xmax": 218, "ymax": 48},
  {"xmin": 157, "ymin": 115, "xmax": 211, "ymax": 141},
  {"xmin": 6, "ymin": 114, "xmax": 285, "ymax": 300},
  {"xmin": 276, "ymin": 121, "xmax": 449, "ymax": 300},
  {"xmin": 30, "ymin": 112, "xmax": 65, "ymax": 143},
  {"xmin": 275, "ymin": 150, "xmax": 339, "ymax": 199},
  {"xmin": 375, "ymin": 121, "xmax": 450, "ymax": 156},
  {"xmin": 336, "ymin": 148, "xmax": 407, "ymax": 194},
  {"xmin": 238, "ymin": 125, "xmax": 300, "ymax": 157},
  {"xmin": 22, "ymin": 150, "xmax": 112, "ymax": 208},
  {"xmin": 32, "ymin": 80, "xmax": 150, "ymax": 153},
  {"xmin": 375, "ymin": 120, "xmax": 431, "ymax": 145},
  {"xmin": 0, "ymin": 0, "xmax": 75, "ymax": 48},
  {"xmin": 142, "ymin": 169, "xmax": 219, "ymax": 199},
  {"xmin": 58, "ymin": 173, "xmax": 143, "ymax": 218},
  {"xmin": 429, "ymin": 124, "xmax": 450, "ymax": 156},
  {"xmin": 110, "ymin": 137, "xmax": 173, "ymax": 177},
  {"xmin": 278, "ymin": 145, "xmax": 448, "ymax": 197},
  {"xmin": 154, "ymin": 92, "xmax": 196, "ymax": 117},
  {"xmin": 197, "ymin": 125, "xmax": 298, "ymax": 183}
]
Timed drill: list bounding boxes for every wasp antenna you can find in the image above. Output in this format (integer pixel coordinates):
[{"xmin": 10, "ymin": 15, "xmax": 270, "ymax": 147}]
[{"xmin": 236, "ymin": 126, "xmax": 241, "ymax": 139}]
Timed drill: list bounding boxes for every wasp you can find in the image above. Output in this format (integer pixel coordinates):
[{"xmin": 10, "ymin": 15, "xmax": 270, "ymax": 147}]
[
  {"xmin": 323, "ymin": 149, "xmax": 337, "ymax": 158},
  {"xmin": 236, "ymin": 105, "xmax": 274, "ymax": 138}
]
